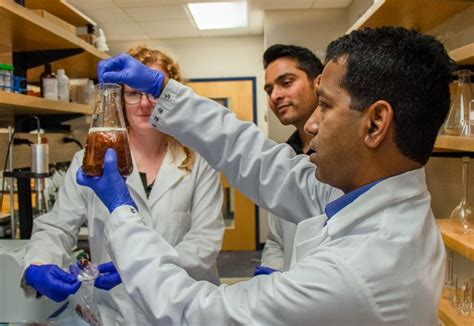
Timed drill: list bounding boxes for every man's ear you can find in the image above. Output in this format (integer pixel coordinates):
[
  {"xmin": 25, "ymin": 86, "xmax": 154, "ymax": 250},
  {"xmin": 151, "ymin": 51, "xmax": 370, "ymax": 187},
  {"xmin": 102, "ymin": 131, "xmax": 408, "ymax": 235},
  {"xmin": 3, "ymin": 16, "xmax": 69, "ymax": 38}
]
[
  {"xmin": 314, "ymin": 74, "xmax": 322, "ymax": 88},
  {"xmin": 364, "ymin": 100, "xmax": 393, "ymax": 148}
]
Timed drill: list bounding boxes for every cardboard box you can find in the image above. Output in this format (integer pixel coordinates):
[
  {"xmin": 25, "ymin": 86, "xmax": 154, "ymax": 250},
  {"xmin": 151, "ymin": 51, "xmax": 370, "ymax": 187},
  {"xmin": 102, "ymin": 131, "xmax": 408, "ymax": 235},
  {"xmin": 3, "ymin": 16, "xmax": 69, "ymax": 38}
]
[{"xmin": 32, "ymin": 9, "xmax": 76, "ymax": 34}]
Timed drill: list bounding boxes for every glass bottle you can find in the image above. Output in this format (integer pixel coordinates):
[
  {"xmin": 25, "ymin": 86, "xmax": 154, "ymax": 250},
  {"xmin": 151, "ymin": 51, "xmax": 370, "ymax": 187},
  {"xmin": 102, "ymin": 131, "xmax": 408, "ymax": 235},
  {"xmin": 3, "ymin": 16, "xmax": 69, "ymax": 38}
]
[
  {"xmin": 449, "ymin": 156, "xmax": 474, "ymax": 234},
  {"xmin": 442, "ymin": 251, "xmax": 455, "ymax": 300},
  {"xmin": 442, "ymin": 70, "xmax": 472, "ymax": 136},
  {"xmin": 469, "ymin": 100, "xmax": 474, "ymax": 137},
  {"xmin": 82, "ymin": 83, "xmax": 133, "ymax": 177}
]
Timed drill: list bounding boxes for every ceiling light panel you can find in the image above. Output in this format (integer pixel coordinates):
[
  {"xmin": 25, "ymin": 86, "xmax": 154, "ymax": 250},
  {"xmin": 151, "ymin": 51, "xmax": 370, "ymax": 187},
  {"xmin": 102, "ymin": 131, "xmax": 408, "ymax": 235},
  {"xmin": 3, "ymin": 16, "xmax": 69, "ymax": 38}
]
[{"xmin": 187, "ymin": 2, "xmax": 248, "ymax": 30}]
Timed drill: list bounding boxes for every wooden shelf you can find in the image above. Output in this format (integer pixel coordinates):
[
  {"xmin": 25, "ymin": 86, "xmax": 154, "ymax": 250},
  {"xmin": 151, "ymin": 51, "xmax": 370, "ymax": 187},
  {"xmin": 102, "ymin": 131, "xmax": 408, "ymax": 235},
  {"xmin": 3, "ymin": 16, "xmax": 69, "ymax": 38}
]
[
  {"xmin": 449, "ymin": 43, "xmax": 474, "ymax": 65},
  {"xmin": 434, "ymin": 136, "xmax": 474, "ymax": 153},
  {"xmin": 0, "ymin": 0, "xmax": 109, "ymax": 79},
  {"xmin": 25, "ymin": 0, "xmax": 95, "ymax": 27},
  {"xmin": 0, "ymin": 91, "xmax": 92, "ymax": 116},
  {"xmin": 437, "ymin": 219, "xmax": 474, "ymax": 261},
  {"xmin": 439, "ymin": 298, "xmax": 473, "ymax": 326},
  {"xmin": 347, "ymin": 0, "xmax": 473, "ymax": 33}
]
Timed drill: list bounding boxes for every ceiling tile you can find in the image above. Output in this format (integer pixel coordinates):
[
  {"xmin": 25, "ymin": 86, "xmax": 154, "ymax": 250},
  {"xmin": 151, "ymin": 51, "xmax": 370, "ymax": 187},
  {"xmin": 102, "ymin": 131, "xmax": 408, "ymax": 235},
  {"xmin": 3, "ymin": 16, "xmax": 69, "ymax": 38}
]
[
  {"xmin": 114, "ymin": 0, "xmax": 182, "ymax": 7},
  {"xmin": 198, "ymin": 28, "xmax": 250, "ymax": 37},
  {"xmin": 123, "ymin": 5, "xmax": 188, "ymax": 21},
  {"xmin": 250, "ymin": 0, "xmax": 314, "ymax": 10},
  {"xmin": 67, "ymin": 0, "xmax": 117, "ymax": 10},
  {"xmin": 248, "ymin": 7, "xmax": 264, "ymax": 31},
  {"xmin": 138, "ymin": 19, "xmax": 195, "ymax": 32},
  {"xmin": 106, "ymin": 33, "xmax": 151, "ymax": 42},
  {"xmin": 86, "ymin": 8, "xmax": 133, "ymax": 24},
  {"xmin": 102, "ymin": 23, "xmax": 145, "ymax": 34},
  {"xmin": 147, "ymin": 29, "xmax": 199, "ymax": 39}
]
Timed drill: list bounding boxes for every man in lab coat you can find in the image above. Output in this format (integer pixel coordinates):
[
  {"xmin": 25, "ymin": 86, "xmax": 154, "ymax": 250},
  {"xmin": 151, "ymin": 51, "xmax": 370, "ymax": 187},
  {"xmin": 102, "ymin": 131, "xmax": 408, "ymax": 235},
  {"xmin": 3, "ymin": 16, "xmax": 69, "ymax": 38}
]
[
  {"xmin": 78, "ymin": 27, "xmax": 454, "ymax": 325},
  {"xmin": 258, "ymin": 44, "xmax": 334, "ymax": 274}
]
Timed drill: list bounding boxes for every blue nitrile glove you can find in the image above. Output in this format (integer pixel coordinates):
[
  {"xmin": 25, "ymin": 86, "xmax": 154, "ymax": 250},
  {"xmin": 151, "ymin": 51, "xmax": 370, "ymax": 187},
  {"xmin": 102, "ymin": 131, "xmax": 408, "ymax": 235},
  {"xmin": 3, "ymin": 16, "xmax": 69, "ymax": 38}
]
[
  {"xmin": 24, "ymin": 264, "xmax": 81, "ymax": 302},
  {"xmin": 76, "ymin": 148, "xmax": 138, "ymax": 214},
  {"xmin": 94, "ymin": 261, "xmax": 122, "ymax": 291},
  {"xmin": 253, "ymin": 265, "xmax": 279, "ymax": 276},
  {"xmin": 97, "ymin": 53, "xmax": 165, "ymax": 98}
]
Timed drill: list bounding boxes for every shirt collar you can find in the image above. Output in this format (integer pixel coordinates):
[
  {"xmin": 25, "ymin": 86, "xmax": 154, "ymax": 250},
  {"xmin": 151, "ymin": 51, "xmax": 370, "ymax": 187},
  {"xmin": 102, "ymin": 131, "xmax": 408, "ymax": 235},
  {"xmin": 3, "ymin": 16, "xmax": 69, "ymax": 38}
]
[
  {"xmin": 286, "ymin": 131, "xmax": 304, "ymax": 154},
  {"xmin": 286, "ymin": 130, "xmax": 314, "ymax": 155},
  {"xmin": 324, "ymin": 179, "xmax": 382, "ymax": 222}
]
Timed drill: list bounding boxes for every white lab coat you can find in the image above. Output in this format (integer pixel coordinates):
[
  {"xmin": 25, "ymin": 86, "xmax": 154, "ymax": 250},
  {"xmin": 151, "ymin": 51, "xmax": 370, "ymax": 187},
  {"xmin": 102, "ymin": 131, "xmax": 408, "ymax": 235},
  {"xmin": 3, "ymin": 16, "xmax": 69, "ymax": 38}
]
[
  {"xmin": 101, "ymin": 80, "xmax": 445, "ymax": 325},
  {"xmin": 261, "ymin": 213, "xmax": 296, "ymax": 271},
  {"xmin": 23, "ymin": 146, "xmax": 224, "ymax": 325}
]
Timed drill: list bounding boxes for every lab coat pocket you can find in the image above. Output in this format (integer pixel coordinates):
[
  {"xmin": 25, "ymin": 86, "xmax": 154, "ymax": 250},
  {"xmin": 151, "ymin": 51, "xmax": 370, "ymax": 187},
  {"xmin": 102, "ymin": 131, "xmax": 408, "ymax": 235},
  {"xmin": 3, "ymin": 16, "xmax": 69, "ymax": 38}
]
[{"xmin": 165, "ymin": 212, "xmax": 191, "ymax": 246}]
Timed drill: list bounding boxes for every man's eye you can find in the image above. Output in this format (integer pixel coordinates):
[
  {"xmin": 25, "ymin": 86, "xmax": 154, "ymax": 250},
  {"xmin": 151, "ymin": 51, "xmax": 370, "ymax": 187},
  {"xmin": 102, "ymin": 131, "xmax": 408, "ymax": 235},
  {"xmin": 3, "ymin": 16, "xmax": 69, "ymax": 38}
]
[
  {"xmin": 282, "ymin": 79, "xmax": 293, "ymax": 87},
  {"xmin": 128, "ymin": 91, "xmax": 139, "ymax": 96},
  {"xmin": 318, "ymin": 101, "xmax": 328, "ymax": 109}
]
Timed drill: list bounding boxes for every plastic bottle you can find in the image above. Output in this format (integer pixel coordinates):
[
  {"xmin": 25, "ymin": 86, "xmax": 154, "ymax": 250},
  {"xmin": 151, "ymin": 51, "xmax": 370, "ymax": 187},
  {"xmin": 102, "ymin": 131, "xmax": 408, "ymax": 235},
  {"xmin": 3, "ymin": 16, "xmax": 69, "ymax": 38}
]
[
  {"xmin": 56, "ymin": 69, "xmax": 70, "ymax": 102},
  {"xmin": 0, "ymin": 64, "xmax": 13, "ymax": 92},
  {"xmin": 40, "ymin": 63, "xmax": 58, "ymax": 100},
  {"xmin": 83, "ymin": 79, "xmax": 95, "ymax": 104}
]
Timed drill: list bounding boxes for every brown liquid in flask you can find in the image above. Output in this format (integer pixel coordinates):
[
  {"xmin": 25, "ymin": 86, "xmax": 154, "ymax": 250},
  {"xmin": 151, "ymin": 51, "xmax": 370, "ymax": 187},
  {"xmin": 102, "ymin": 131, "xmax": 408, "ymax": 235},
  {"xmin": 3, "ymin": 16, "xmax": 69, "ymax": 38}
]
[
  {"xmin": 83, "ymin": 127, "xmax": 133, "ymax": 176},
  {"xmin": 82, "ymin": 83, "xmax": 133, "ymax": 177}
]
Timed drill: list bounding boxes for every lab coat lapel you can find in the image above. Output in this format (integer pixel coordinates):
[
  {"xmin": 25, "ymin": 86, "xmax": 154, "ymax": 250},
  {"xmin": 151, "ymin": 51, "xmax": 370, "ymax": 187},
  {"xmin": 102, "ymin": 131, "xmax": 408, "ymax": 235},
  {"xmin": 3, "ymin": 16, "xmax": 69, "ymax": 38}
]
[
  {"xmin": 293, "ymin": 214, "xmax": 327, "ymax": 264},
  {"xmin": 126, "ymin": 154, "xmax": 148, "ymax": 202},
  {"xmin": 147, "ymin": 148, "xmax": 186, "ymax": 206}
]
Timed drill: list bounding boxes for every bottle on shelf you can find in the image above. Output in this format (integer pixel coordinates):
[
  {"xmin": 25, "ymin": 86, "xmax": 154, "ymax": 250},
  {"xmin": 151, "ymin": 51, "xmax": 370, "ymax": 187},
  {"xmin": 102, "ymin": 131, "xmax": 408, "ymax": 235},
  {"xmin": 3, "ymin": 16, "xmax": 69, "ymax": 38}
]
[
  {"xmin": 449, "ymin": 156, "xmax": 474, "ymax": 234},
  {"xmin": 83, "ymin": 79, "xmax": 95, "ymax": 104},
  {"xmin": 0, "ymin": 63, "xmax": 13, "ymax": 92},
  {"xmin": 442, "ymin": 70, "xmax": 472, "ymax": 136},
  {"xmin": 442, "ymin": 251, "xmax": 455, "ymax": 300},
  {"xmin": 40, "ymin": 63, "xmax": 58, "ymax": 101},
  {"xmin": 56, "ymin": 69, "xmax": 70, "ymax": 103}
]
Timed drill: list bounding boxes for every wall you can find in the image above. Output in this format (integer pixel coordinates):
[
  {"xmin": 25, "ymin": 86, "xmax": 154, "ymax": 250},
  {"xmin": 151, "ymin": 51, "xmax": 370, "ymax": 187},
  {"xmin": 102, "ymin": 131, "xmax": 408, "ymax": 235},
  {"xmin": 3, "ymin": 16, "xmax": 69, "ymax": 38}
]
[
  {"xmin": 263, "ymin": 9, "xmax": 348, "ymax": 143},
  {"xmin": 108, "ymin": 35, "xmax": 267, "ymax": 135}
]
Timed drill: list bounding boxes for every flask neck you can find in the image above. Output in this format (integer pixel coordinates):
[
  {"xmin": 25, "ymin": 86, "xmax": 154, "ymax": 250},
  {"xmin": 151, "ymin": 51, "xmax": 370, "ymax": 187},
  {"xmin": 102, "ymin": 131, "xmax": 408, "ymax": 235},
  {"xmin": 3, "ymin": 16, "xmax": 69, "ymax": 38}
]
[{"xmin": 461, "ymin": 157, "xmax": 470, "ymax": 202}]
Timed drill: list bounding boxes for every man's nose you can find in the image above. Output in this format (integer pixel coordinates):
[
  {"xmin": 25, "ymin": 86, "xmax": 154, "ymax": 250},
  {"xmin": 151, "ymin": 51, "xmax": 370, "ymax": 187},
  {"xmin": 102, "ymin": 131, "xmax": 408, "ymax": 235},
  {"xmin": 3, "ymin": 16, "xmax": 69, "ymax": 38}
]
[
  {"xmin": 270, "ymin": 86, "xmax": 284, "ymax": 103},
  {"xmin": 304, "ymin": 108, "xmax": 319, "ymax": 135}
]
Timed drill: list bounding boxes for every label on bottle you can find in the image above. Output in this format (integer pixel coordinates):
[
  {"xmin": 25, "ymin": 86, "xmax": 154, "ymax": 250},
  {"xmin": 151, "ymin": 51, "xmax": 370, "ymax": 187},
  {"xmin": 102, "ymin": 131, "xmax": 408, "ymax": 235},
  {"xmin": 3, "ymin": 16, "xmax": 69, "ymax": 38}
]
[
  {"xmin": 57, "ymin": 76, "xmax": 69, "ymax": 102},
  {"xmin": 43, "ymin": 78, "xmax": 58, "ymax": 100}
]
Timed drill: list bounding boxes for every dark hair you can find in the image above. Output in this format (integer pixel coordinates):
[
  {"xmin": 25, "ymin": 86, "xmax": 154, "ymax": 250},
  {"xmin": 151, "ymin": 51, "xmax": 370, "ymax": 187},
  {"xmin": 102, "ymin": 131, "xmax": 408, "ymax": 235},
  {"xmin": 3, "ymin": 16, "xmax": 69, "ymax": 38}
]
[
  {"xmin": 263, "ymin": 44, "xmax": 323, "ymax": 79},
  {"xmin": 325, "ymin": 27, "xmax": 455, "ymax": 165}
]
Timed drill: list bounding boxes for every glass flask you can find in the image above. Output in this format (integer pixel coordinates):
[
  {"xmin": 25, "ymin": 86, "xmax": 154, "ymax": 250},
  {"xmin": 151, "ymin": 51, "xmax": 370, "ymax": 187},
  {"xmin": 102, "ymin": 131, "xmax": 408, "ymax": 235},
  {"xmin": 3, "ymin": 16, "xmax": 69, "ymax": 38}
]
[
  {"xmin": 442, "ymin": 70, "xmax": 472, "ymax": 136},
  {"xmin": 449, "ymin": 156, "xmax": 474, "ymax": 234},
  {"xmin": 82, "ymin": 83, "xmax": 133, "ymax": 177},
  {"xmin": 470, "ymin": 100, "xmax": 474, "ymax": 137},
  {"xmin": 442, "ymin": 251, "xmax": 455, "ymax": 300}
]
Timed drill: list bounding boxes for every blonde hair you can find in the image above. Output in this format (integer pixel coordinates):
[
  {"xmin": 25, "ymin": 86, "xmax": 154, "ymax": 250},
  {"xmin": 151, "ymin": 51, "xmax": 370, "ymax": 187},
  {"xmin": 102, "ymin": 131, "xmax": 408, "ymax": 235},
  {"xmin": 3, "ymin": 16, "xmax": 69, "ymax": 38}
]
[{"xmin": 127, "ymin": 45, "xmax": 195, "ymax": 173}]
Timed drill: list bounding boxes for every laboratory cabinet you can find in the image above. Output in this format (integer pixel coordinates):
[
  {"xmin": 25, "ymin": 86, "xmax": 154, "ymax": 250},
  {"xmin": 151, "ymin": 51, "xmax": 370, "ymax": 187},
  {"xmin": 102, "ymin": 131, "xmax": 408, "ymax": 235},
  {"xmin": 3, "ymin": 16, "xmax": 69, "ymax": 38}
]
[{"xmin": 0, "ymin": 0, "xmax": 109, "ymax": 119}]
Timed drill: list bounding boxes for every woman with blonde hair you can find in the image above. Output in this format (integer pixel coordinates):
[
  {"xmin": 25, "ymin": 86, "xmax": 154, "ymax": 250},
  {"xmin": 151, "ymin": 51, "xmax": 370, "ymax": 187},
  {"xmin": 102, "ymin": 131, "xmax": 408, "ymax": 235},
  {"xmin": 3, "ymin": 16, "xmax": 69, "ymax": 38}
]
[{"xmin": 22, "ymin": 45, "xmax": 224, "ymax": 325}]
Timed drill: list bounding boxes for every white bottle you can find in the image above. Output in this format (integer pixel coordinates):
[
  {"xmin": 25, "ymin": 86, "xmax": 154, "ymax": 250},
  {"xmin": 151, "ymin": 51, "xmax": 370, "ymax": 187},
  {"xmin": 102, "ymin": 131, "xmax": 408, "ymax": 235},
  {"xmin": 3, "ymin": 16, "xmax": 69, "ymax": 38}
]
[
  {"xmin": 83, "ymin": 79, "xmax": 95, "ymax": 104},
  {"xmin": 56, "ymin": 69, "xmax": 70, "ymax": 102},
  {"xmin": 41, "ymin": 64, "xmax": 58, "ymax": 101}
]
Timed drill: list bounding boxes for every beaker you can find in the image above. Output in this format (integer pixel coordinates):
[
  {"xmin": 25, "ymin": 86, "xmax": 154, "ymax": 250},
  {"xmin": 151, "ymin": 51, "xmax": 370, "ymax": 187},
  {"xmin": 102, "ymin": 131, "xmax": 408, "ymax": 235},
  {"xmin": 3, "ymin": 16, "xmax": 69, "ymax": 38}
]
[
  {"xmin": 82, "ymin": 83, "xmax": 133, "ymax": 177},
  {"xmin": 442, "ymin": 70, "xmax": 472, "ymax": 136},
  {"xmin": 449, "ymin": 156, "xmax": 474, "ymax": 234}
]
